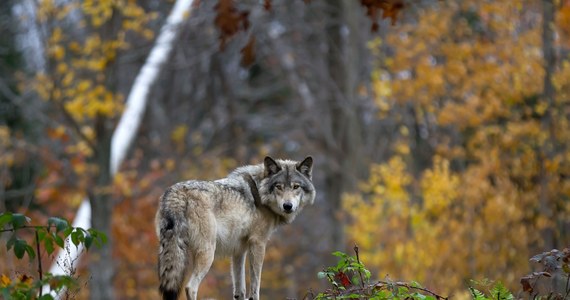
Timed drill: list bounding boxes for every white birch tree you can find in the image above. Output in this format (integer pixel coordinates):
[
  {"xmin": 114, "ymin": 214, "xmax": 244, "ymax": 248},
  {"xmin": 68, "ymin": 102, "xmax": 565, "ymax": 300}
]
[{"xmin": 41, "ymin": 0, "xmax": 196, "ymax": 297}]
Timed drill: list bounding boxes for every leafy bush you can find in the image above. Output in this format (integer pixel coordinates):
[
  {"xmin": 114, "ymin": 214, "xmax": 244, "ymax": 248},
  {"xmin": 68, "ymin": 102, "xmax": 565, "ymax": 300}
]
[
  {"xmin": 313, "ymin": 245, "xmax": 447, "ymax": 300},
  {"xmin": 312, "ymin": 246, "xmax": 570, "ymax": 300},
  {"xmin": 0, "ymin": 212, "xmax": 106, "ymax": 299},
  {"xmin": 520, "ymin": 248, "xmax": 570, "ymax": 300}
]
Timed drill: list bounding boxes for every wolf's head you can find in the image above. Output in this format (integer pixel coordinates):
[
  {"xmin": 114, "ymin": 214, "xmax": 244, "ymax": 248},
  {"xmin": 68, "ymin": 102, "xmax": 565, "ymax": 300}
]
[{"xmin": 258, "ymin": 156, "xmax": 316, "ymax": 223}]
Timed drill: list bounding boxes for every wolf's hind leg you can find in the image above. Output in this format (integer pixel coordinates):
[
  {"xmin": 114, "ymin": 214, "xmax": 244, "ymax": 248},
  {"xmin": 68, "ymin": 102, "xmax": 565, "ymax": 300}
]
[
  {"xmin": 185, "ymin": 246, "xmax": 215, "ymax": 300},
  {"xmin": 185, "ymin": 213, "xmax": 216, "ymax": 300},
  {"xmin": 231, "ymin": 252, "xmax": 247, "ymax": 299}
]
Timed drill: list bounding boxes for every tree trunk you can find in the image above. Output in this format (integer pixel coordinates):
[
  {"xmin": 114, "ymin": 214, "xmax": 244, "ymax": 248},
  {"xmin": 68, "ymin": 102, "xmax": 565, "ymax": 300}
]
[
  {"xmin": 539, "ymin": 0, "xmax": 556, "ymax": 251},
  {"xmin": 88, "ymin": 115, "xmax": 114, "ymax": 300},
  {"xmin": 325, "ymin": 0, "xmax": 365, "ymax": 251}
]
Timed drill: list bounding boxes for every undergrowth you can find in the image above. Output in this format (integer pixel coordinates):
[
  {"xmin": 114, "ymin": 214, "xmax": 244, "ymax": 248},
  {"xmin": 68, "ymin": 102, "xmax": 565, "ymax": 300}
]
[{"xmin": 310, "ymin": 245, "xmax": 570, "ymax": 300}]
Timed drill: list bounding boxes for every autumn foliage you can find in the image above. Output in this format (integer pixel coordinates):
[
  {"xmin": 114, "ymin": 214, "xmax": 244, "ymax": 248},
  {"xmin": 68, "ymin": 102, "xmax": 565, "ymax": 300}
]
[
  {"xmin": 345, "ymin": 0, "xmax": 570, "ymax": 296},
  {"xmin": 2, "ymin": 0, "xmax": 570, "ymax": 299}
]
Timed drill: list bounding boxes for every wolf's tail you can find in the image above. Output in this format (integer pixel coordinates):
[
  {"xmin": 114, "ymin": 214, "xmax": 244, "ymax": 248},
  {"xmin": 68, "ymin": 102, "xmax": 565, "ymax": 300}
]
[{"xmin": 157, "ymin": 190, "xmax": 190, "ymax": 300}]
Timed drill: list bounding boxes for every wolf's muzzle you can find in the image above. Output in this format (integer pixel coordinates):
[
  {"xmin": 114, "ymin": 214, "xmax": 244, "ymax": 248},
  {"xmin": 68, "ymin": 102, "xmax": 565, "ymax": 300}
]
[{"xmin": 283, "ymin": 202, "xmax": 293, "ymax": 213}]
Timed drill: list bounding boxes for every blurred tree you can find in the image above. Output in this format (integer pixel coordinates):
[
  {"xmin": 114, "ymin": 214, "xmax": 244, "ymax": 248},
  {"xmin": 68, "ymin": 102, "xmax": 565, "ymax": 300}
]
[
  {"xmin": 31, "ymin": 0, "xmax": 159, "ymax": 298},
  {"xmin": 346, "ymin": 0, "xmax": 570, "ymax": 295},
  {"xmin": 0, "ymin": 0, "xmax": 44, "ymax": 214},
  {"xmin": 6, "ymin": 0, "xmax": 406, "ymax": 298}
]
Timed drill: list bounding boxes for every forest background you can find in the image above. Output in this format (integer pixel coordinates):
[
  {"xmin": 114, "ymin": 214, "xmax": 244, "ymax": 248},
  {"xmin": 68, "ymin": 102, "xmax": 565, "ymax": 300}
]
[{"xmin": 1, "ymin": 0, "xmax": 570, "ymax": 299}]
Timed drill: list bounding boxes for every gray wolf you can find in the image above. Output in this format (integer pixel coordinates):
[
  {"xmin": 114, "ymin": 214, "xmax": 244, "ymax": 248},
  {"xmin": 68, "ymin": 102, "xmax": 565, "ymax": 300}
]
[{"xmin": 156, "ymin": 156, "xmax": 316, "ymax": 300}]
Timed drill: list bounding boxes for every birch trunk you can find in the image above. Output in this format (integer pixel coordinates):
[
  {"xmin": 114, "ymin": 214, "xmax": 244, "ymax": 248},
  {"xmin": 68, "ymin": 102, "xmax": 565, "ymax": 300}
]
[{"xmin": 43, "ymin": 0, "xmax": 196, "ymax": 297}]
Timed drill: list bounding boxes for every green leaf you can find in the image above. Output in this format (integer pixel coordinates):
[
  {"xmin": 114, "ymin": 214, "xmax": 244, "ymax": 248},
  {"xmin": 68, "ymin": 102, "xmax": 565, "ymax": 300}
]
[
  {"xmin": 53, "ymin": 234, "xmax": 64, "ymax": 248},
  {"xmin": 317, "ymin": 271, "xmax": 327, "ymax": 279},
  {"xmin": 469, "ymin": 287, "xmax": 488, "ymax": 300},
  {"xmin": 6, "ymin": 233, "xmax": 16, "ymax": 251},
  {"xmin": 14, "ymin": 239, "xmax": 29, "ymax": 259},
  {"xmin": 39, "ymin": 294, "xmax": 55, "ymax": 300},
  {"xmin": 374, "ymin": 289, "xmax": 392, "ymax": 299},
  {"xmin": 62, "ymin": 226, "xmax": 73, "ymax": 237},
  {"xmin": 332, "ymin": 251, "xmax": 346, "ymax": 258},
  {"xmin": 11, "ymin": 214, "xmax": 29, "ymax": 230},
  {"xmin": 363, "ymin": 269, "xmax": 371, "ymax": 280},
  {"xmin": 44, "ymin": 236, "xmax": 55, "ymax": 255},
  {"xmin": 490, "ymin": 282, "xmax": 513, "ymax": 300},
  {"xmin": 24, "ymin": 244, "xmax": 36, "ymax": 260},
  {"xmin": 84, "ymin": 233, "xmax": 93, "ymax": 250},
  {"xmin": 48, "ymin": 217, "xmax": 69, "ymax": 233},
  {"xmin": 89, "ymin": 229, "xmax": 107, "ymax": 248},
  {"xmin": 351, "ymin": 275, "xmax": 360, "ymax": 285},
  {"xmin": 70, "ymin": 230, "xmax": 80, "ymax": 247},
  {"xmin": 398, "ymin": 286, "xmax": 410, "ymax": 296},
  {"xmin": 37, "ymin": 229, "xmax": 47, "ymax": 241},
  {"xmin": 0, "ymin": 212, "xmax": 12, "ymax": 229},
  {"xmin": 412, "ymin": 292, "xmax": 427, "ymax": 300}
]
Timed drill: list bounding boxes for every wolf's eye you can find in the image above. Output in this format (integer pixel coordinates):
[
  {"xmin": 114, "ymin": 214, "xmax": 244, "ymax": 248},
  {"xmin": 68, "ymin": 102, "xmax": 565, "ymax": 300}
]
[
  {"xmin": 274, "ymin": 184, "xmax": 284, "ymax": 190},
  {"xmin": 292, "ymin": 183, "xmax": 300, "ymax": 190}
]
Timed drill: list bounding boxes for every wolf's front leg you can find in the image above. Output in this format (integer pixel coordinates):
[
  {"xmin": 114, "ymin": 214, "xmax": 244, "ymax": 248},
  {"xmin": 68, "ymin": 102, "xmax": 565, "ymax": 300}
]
[
  {"xmin": 231, "ymin": 252, "xmax": 247, "ymax": 299},
  {"xmin": 248, "ymin": 242, "xmax": 266, "ymax": 300}
]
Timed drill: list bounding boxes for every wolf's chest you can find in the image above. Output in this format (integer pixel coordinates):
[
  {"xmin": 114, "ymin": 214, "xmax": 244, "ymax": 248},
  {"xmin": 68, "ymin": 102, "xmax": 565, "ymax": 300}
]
[{"xmin": 213, "ymin": 215, "xmax": 253, "ymax": 256}]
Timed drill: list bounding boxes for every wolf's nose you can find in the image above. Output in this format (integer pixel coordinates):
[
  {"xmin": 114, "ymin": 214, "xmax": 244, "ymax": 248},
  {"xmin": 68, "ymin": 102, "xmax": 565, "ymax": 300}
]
[{"xmin": 283, "ymin": 203, "xmax": 293, "ymax": 212}]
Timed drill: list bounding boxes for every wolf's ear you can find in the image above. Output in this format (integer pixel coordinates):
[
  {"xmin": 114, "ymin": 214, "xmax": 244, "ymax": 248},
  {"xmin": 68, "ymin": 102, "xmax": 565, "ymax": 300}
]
[
  {"xmin": 296, "ymin": 156, "xmax": 313, "ymax": 179},
  {"xmin": 264, "ymin": 156, "xmax": 281, "ymax": 177}
]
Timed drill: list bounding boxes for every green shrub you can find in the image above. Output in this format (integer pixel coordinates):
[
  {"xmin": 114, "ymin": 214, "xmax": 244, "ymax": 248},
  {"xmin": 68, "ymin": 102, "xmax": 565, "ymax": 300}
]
[{"xmin": 0, "ymin": 212, "xmax": 106, "ymax": 299}]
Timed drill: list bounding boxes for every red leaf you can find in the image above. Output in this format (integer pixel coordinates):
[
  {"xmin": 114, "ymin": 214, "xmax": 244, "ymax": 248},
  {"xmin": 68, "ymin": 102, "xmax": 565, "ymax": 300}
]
[
  {"xmin": 520, "ymin": 276, "xmax": 533, "ymax": 293},
  {"xmin": 335, "ymin": 271, "xmax": 352, "ymax": 288}
]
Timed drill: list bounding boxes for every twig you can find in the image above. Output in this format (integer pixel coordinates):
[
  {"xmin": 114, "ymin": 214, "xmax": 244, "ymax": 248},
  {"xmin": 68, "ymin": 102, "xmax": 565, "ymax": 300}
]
[
  {"xmin": 388, "ymin": 281, "xmax": 449, "ymax": 300},
  {"xmin": 364, "ymin": 280, "xmax": 449, "ymax": 300},
  {"xmin": 0, "ymin": 225, "xmax": 52, "ymax": 233},
  {"xmin": 321, "ymin": 279, "xmax": 448, "ymax": 300},
  {"xmin": 326, "ymin": 273, "xmax": 338, "ymax": 293},
  {"xmin": 353, "ymin": 244, "xmax": 365, "ymax": 289},
  {"xmin": 35, "ymin": 230, "xmax": 43, "ymax": 298}
]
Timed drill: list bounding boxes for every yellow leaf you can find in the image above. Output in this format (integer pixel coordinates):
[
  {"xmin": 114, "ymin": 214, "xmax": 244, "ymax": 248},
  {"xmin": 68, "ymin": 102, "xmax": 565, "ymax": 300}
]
[
  {"xmin": 50, "ymin": 27, "xmax": 63, "ymax": 43},
  {"xmin": 0, "ymin": 274, "xmax": 11, "ymax": 287},
  {"xmin": 171, "ymin": 124, "xmax": 188, "ymax": 148},
  {"xmin": 17, "ymin": 274, "xmax": 33, "ymax": 287},
  {"xmin": 56, "ymin": 63, "xmax": 68, "ymax": 74},
  {"xmin": 165, "ymin": 159, "xmax": 175, "ymax": 171},
  {"xmin": 50, "ymin": 45, "xmax": 65, "ymax": 60}
]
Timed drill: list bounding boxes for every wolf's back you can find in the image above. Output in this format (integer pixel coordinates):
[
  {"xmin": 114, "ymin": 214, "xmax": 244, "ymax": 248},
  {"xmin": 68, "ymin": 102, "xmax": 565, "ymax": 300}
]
[{"xmin": 157, "ymin": 186, "xmax": 190, "ymax": 300}]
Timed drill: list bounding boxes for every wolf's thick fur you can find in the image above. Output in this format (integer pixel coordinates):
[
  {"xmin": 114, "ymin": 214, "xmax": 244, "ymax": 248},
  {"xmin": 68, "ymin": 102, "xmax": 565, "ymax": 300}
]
[{"xmin": 156, "ymin": 156, "xmax": 316, "ymax": 300}]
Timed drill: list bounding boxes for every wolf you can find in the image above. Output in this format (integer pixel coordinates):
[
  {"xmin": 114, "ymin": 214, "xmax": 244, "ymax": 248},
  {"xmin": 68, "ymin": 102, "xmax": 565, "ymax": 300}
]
[{"xmin": 156, "ymin": 156, "xmax": 316, "ymax": 300}]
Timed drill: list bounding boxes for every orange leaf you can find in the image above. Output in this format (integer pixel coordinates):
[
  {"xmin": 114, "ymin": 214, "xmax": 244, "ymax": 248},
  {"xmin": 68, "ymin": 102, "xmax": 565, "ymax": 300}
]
[
  {"xmin": 214, "ymin": 0, "xmax": 250, "ymax": 49},
  {"xmin": 241, "ymin": 36, "xmax": 256, "ymax": 67}
]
